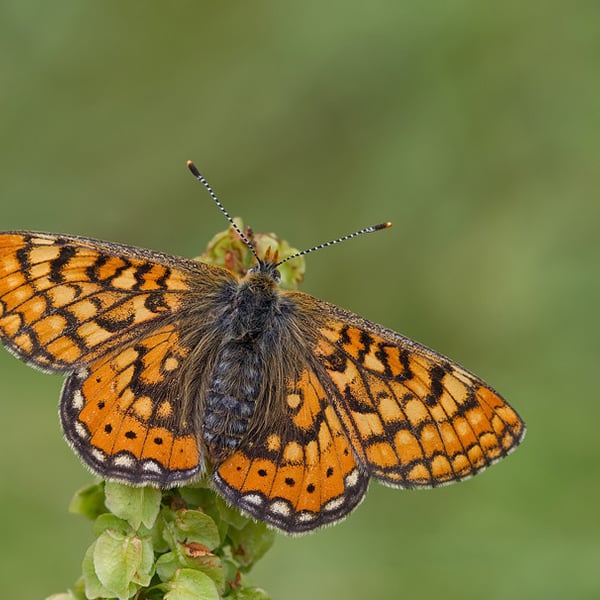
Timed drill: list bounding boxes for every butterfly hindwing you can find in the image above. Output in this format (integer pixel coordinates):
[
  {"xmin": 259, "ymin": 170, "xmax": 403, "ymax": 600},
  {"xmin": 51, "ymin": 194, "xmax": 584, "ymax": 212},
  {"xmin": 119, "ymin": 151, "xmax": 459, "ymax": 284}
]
[
  {"xmin": 213, "ymin": 367, "xmax": 369, "ymax": 533},
  {"xmin": 61, "ymin": 323, "xmax": 203, "ymax": 486}
]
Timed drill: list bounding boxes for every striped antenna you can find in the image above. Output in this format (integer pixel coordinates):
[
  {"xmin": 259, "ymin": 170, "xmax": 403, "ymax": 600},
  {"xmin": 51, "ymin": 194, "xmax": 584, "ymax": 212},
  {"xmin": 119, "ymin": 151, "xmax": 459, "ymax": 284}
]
[
  {"xmin": 276, "ymin": 221, "xmax": 392, "ymax": 267},
  {"xmin": 187, "ymin": 161, "xmax": 392, "ymax": 267},
  {"xmin": 187, "ymin": 161, "xmax": 261, "ymax": 263}
]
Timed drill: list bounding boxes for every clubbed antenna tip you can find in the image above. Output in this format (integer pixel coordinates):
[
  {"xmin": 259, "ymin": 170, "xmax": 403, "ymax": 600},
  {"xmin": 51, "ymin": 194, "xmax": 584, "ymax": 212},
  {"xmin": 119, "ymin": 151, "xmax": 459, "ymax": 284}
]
[
  {"xmin": 186, "ymin": 160, "xmax": 200, "ymax": 178},
  {"xmin": 276, "ymin": 220, "xmax": 392, "ymax": 267},
  {"xmin": 374, "ymin": 222, "xmax": 393, "ymax": 231}
]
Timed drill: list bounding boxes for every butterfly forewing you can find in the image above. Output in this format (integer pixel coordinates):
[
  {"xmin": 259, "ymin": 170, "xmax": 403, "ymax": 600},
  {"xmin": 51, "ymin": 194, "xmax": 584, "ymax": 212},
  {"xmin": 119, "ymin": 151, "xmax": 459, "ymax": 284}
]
[{"xmin": 0, "ymin": 232, "xmax": 229, "ymax": 371}]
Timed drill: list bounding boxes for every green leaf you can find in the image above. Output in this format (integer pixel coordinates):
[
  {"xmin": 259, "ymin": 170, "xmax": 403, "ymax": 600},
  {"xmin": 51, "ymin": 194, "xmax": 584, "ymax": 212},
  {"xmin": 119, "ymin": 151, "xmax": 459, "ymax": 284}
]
[
  {"xmin": 131, "ymin": 534, "xmax": 155, "ymax": 586},
  {"xmin": 178, "ymin": 487, "xmax": 231, "ymax": 541},
  {"xmin": 164, "ymin": 568, "xmax": 220, "ymax": 600},
  {"xmin": 69, "ymin": 576, "xmax": 88, "ymax": 600},
  {"xmin": 104, "ymin": 481, "xmax": 161, "ymax": 529},
  {"xmin": 69, "ymin": 482, "xmax": 106, "ymax": 520},
  {"xmin": 221, "ymin": 556, "xmax": 241, "ymax": 588},
  {"xmin": 71, "ymin": 576, "xmax": 87, "ymax": 599},
  {"xmin": 162, "ymin": 514, "xmax": 225, "ymax": 590},
  {"xmin": 150, "ymin": 510, "xmax": 170, "ymax": 553},
  {"xmin": 93, "ymin": 529, "xmax": 144, "ymax": 599},
  {"xmin": 178, "ymin": 486, "xmax": 215, "ymax": 510},
  {"xmin": 156, "ymin": 551, "xmax": 179, "ymax": 582},
  {"xmin": 93, "ymin": 513, "xmax": 132, "ymax": 537},
  {"xmin": 172, "ymin": 509, "xmax": 221, "ymax": 549},
  {"xmin": 181, "ymin": 545, "xmax": 224, "ymax": 591},
  {"xmin": 228, "ymin": 521, "xmax": 276, "ymax": 569},
  {"xmin": 215, "ymin": 495, "xmax": 251, "ymax": 530},
  {"xmin": 44, "ymin": 593, "xmax": 79, "ymax": 600},
  {"xmin": 229, "ymin": 586, "xmax": 271, "ymax": 600},
  {"xmin": 178, "ymin": 487, "xmax": 221, "ymax": 517},
  {"xmin": 82, "ymin": 541, "xmax": 114, "ymax": 599}
]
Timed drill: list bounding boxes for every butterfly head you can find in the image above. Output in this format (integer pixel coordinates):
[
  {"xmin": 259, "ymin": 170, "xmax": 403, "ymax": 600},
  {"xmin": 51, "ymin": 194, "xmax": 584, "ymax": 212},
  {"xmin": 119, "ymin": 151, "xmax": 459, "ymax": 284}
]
[
  {"xmin": 248, "ymin": 262, "xmax": 281, "ymax": 283},
  {"xmin": 248, "ymin": 249, "xmax": 282, "ymax": 284}
]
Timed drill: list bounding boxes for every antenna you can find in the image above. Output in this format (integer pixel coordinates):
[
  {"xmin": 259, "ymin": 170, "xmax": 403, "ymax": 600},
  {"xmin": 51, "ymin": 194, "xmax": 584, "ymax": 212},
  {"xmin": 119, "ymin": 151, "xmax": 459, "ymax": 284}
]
[
  {"xmin": 187, "ymin": 161, "xmax": 261, "ymax": 263},
  {"xmin": 187, "ymin": 160, "xmax": 392, "ymax": 268},
  {"xmin": 276, "ymin": 221, "xmax": 392, "ymax": 267}
]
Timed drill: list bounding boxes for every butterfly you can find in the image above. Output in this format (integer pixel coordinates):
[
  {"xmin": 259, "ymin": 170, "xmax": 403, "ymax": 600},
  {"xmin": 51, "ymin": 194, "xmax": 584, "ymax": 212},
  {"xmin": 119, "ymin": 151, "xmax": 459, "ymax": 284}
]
[{"xmin": 0, "ymin": 162, "xmax": 525, "ymax": 533}]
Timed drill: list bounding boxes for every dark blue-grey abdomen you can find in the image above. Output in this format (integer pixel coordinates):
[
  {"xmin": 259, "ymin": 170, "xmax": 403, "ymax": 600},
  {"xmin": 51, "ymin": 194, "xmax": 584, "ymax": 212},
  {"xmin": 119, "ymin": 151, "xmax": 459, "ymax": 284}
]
[{"xmin": 203, "ymin": 342, "xmax": 263, "ymax": 458}]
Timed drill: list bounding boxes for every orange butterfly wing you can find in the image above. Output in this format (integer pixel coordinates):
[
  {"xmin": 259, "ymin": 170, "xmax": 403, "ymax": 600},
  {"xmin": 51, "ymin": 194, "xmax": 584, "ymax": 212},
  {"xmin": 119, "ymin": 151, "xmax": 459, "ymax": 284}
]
[
  {"xmin": 304, "ymin": 297, "xmax": 525, "ymax": 488},
  {"xmin": 0, "ymin": 232, "xmax": 230, "ymax": 370},
  {"xmin": 214, "ymin": 368, "xmax": 369, "ymax": 532},
  {"xmin": 61, "ymin": 324, "xmax": 203, "ymax": 485}
]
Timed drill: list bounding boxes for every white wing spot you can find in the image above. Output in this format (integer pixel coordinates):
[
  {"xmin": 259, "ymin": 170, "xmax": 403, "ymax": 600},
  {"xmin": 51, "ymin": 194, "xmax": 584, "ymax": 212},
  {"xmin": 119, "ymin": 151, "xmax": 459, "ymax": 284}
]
[
  {"xmin": 242, "ymin": 493, "xmax": 264, "ymax": 507},
  {"xmin": 142, "ymin": 461, "xmax": 162, "ymax": 474},
  {"xmin": 269, "ymin": 500, "xmax": 291, "ymax": 517},
  {"xmin": 345, "ymin": 469, "xmax": 360, "ymax": 488},
  {"xmin": 90, "ymin": 448, "xmax": 106, "ymax": 462},
  {"xmin": 297, "ymin": 512, "xmax": 317, "ymax": 523},
  {"xmin": 71, "ymin": 390, "xmax": 84, "ymax": 410},
  {"xmin": 74, "ymin": 422, "xmax": 88, "ymax": 439},
  {"xmin": 324, "ymin": 496, "xmax": 345, "ymax": 512},
  {"xmin": 114, "ymin": 454, "xmax": 135, "ymax": 468}
]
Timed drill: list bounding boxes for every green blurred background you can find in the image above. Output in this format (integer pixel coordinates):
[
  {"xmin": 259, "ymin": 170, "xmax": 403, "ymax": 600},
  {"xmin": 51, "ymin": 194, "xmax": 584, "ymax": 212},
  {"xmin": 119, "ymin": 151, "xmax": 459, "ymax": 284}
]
[{"xmin": 1, "ymin": 2, "xmax": 598, "ymax": 598}]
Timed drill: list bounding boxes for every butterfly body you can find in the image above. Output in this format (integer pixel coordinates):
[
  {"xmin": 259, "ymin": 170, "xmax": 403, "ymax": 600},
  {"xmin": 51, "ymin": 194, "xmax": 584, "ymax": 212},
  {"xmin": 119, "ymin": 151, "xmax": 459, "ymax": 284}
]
[
  {"xmin": 0, "ymin": 229, "xmax": 525, "ymax": 533},
  {"xmin": 203, "ymin": 267, "xmax": 296, "ymax": 459}
]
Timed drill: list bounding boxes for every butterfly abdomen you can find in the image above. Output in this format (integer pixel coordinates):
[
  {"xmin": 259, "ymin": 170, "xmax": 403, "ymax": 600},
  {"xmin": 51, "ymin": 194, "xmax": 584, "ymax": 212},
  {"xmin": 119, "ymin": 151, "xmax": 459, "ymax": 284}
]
[
  {"xmin": 204, "ymin": 343, "xmax": 263, "ymax": 458},
  {"xmin": 203, "ymin": 271, "xmax": 281, "ymax": 460}
]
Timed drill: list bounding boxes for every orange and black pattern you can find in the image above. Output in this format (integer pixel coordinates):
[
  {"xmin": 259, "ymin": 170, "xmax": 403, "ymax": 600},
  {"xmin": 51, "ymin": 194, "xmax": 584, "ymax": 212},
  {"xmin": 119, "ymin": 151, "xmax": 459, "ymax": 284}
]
[
  {"xmin": 214, "ymin": 369, "xmax": 369, "ymax": 532},
  {"xmin": 0, "ymin": 232, "xmax": 194, "ymax": 369},
  {"xmin": 60, "ymin": 325, "xmax": 202, "ymax": 486},
  {"xmin": 0, "ymin": 230, "xmax": 525, "ymax": 533},
  {"xmin": 314, "ymin": 310, "xmax": 523, "ymax": 487}
]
